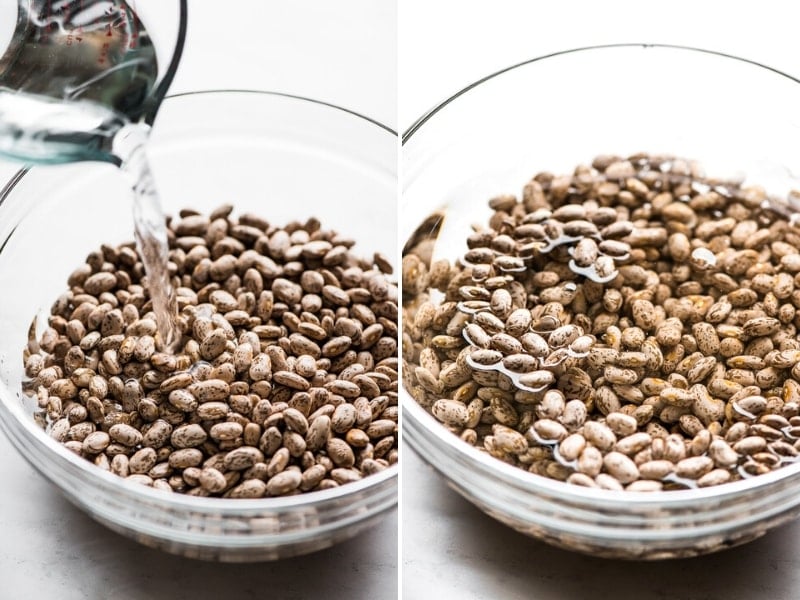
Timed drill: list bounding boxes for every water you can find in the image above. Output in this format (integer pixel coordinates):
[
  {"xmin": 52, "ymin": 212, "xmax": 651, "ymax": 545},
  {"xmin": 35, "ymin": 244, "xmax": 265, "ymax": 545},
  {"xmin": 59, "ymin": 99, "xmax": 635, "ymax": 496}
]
[
  {"xmin": 0, "ymin": 89, "xmax": 127, "ymax": 163},
  {"xmin": 690, "ymin": 247, "xmax": 717, "ymax": 270},
  {"xmin": 121, "ymin": 131, "xmax": 179, "ymax": 351},
  {"xmin": 0, "ymin": 0, "xmax": 179, "ymax": 349}
]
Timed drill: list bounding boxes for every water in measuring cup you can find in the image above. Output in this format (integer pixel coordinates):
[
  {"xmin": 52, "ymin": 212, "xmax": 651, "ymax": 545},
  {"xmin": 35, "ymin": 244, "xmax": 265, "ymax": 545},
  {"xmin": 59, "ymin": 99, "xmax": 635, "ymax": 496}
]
[
  {"xmin": 0, "ymin": 0, "xmax": 158, "ymax": 163},
  {"xmin": 0, "ymin": 1, "xmax": 179, "ymax": 349}
]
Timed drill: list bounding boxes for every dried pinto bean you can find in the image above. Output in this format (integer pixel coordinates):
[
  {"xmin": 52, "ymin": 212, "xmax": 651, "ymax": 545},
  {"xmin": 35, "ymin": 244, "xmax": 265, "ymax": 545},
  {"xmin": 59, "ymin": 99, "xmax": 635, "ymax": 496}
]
[
  {"xmin": 403, "ymin": 153, "xmax": 800, "ymax": 491},
  {"xmin": 26, "ymin": 208, "xmax": 398, "ymax": 497}
]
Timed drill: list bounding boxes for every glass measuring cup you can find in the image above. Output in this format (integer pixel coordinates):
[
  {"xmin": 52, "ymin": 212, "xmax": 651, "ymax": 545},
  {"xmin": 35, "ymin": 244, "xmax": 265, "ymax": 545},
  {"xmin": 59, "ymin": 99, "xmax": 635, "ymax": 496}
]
[{"xmin": 0, "ymin": 0, "xmax": 187, "ymax": 164}]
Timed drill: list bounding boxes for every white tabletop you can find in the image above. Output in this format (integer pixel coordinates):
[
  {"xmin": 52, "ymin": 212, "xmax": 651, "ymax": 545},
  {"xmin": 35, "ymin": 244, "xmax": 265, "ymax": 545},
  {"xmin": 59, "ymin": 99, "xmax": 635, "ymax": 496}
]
[
  {"xmin": 0, "ymin": 432, "xmax": 397, "ymax": 600},
  {"xmin": 403, "ymin": 448, "xmax": 800, "ymax": 600}
]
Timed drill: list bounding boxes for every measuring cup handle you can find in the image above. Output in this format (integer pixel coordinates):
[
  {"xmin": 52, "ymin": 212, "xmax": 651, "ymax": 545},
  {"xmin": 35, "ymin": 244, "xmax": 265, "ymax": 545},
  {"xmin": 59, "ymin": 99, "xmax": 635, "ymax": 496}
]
[{"xmin": 144, "ymin": 0, "xmax": 187, "ymax": 126}]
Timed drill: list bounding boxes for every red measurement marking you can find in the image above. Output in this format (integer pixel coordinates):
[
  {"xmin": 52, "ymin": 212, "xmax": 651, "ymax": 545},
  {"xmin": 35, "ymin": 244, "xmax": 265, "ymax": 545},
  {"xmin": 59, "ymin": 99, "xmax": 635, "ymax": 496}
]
[
  {"xmin": 98, "ymin": 42, "xmax": 110, "ymax": 65},
  {"xmin": 128, "ymin": 16, "xmax": 139, "ymax": 49},
  {"xmin": 105, "ymin": 2, "xmax": 115, "ymax": 36},
  {"xmin": 40, "ymin": 0, "xmax": 52, "ymax": 43},
  {"xmin": 129, "ymin": 0, "xmax": 139, "ymax": 48},
  {"xmin": 76, "ymin": 0, "xmax": 84, "ymax": 41}
]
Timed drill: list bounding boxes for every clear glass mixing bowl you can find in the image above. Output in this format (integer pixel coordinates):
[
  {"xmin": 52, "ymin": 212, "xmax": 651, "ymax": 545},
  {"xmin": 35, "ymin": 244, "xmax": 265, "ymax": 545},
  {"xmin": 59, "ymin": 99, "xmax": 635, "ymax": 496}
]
[
  {"xmin": 401, "ymin": 44, "xmax": 800, "ymax": 559},
  {"xmin": 0, "ymin": 90, "xmax": 397, "ymax": 561}
]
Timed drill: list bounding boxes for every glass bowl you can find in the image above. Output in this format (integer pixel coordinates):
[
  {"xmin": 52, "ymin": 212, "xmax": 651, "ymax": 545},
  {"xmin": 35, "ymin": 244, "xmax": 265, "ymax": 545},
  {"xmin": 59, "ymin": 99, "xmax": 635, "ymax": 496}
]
[
  {"xmin": 0, "ymin": 90, "xmax": 397, "ymax": 561},
  {"xmin": 401, "ymin": 44, "xmax": 800, "ymax": 559}
]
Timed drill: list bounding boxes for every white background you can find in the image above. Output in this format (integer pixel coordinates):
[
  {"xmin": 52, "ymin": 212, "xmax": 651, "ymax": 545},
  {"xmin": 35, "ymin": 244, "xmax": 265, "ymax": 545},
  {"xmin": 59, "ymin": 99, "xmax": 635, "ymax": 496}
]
[
  {"xmin": 400, "ymin": 2, "xmax": 800, "ymax": 600},
  {"xmin": 0, "ymin": 3, "xmax": 398, "ymax": 600},
  {"xmin": 399, "ymin": 0, "xmax": 800, "ymax": 130},
  {"xmin": 172, "ymin": 1, "xmax": 397, "ymax": 130}
]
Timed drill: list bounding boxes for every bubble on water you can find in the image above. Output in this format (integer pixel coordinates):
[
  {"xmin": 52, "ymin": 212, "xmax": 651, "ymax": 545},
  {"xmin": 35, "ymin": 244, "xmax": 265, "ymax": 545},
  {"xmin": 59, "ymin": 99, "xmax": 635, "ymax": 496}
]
[
  {"xmin": 661, "ymin": 472, "xmax": 698, "ymax": 490},
  {"xmin": 194, "ymin": 304, "xmax": 214, "ymax": 319},
  {"xmin": 568, "ymin": 259, "xmax": 618, "ymax": 284},
  {"xmin": 456, "ymin": 300, "xmax": 490, "ymax": 315},
  {"xmin": 527, "ymin": 208, "xmax": 552, "ymax": 223},
  {"xmin": 459, "ymin": 286, "xmax": 492, "ymax": 302},
  {"xmin": 541, "ymin": 348, "xmax": 570, "ymax": 368},
  {"xmin": 531, "ymin": 315, "xmax": 561, "ymax": 334},
  {"xmin": 538, "ymin": 234, "xmax": 583, "ymax": 254},
  {"xmin": 730, "ymin": 399, "xmax": 756, "ymax": 421},
  {"xmin": 782, "ymin": 425, "xmax": 799, "ymax": 440},
  {"xmin": 464, "ymin": 355, "xmax": 490, "ymax": 372},
  {"xmin": 552, "ymin": 444, "xmax": 577, "ymax": 469},
  {"xmin": 778, "ymin": 454, "xmax": 799, "ymax": 467},
  {"xmin": 459, "ymin": 256, "xmax": 482, "ymax": 269},
  {"xmin": 691, "ymin": 181, "xmax": 711, "ymax": 195},
  {"xmin": 462, "ymin": 328, "xmax": 483, "ymax": 349},
  {"xmin": 714, "ymin": 185, "xmax": 732, "ymax": 198},
  {"xmin": 471, "ymin": 271, "xmax": 488, "ymax": 283},
  {"xmin": 526, "ymin": 424, "xmax": 559, "ymax": 446},
  {"xmin": 496, "ymin": 264, "xmax": 527, "ymax": 273},
  {"xmin": 188, "ymin": 360, "xmax": 211, "ymax": 378},
  {"xmin": 690, "ymin": 247, "xmax": 717, "ymax": 269},
  {"xmin": 464, "ymin": 351, "xmax": 553, "ymax": 395}
]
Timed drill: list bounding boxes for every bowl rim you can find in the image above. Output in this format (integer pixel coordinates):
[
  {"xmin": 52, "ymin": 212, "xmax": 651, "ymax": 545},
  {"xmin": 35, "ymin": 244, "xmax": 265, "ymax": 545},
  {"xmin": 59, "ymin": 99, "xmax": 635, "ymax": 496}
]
[
  {"xmin": 1, "ymin": 88, "xmax": 397, "ymax": 202},
  {"xmin": 403, "ymin": 394, "xmax": 800, "ymax": 506},
  {"xmin": 0, "ymin": 88, "xmax": 399, "ymax": 512},
  {"xmin": 165, "ymin": 89, "xmax": 397, "ymax": 136},
  {"xmin": 399, "ymin": 44, "xmax": 800, "ymax": 506},
  {"xmin": 402, "ymin": 42, "xmax": 800, "ymax": 143}
]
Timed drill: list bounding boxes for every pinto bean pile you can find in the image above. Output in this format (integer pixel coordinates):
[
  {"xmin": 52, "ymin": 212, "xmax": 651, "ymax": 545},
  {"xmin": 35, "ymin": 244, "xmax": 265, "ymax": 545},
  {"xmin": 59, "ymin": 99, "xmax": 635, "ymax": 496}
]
[
  {"xmin": 403, "ymin": 154, "xmax": 800, "ymax": 491},
  {"xmin": 24, "ymin": 206, "xmax": 398, "ymax": 497}
]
